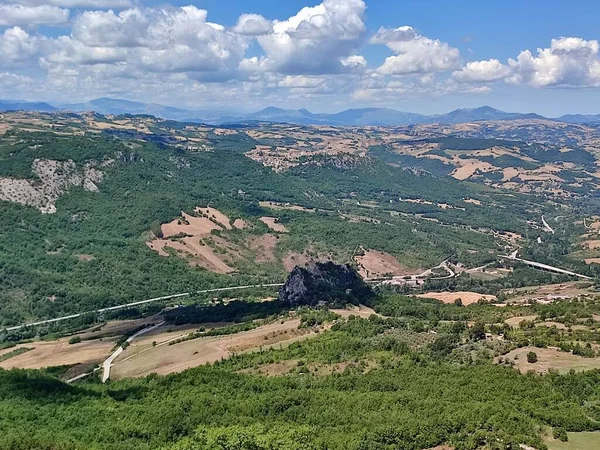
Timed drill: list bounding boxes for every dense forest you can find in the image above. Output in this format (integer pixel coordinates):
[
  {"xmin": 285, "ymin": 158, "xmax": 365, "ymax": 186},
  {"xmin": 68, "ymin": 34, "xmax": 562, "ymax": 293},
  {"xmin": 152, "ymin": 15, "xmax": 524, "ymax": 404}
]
[{"xmin": 2, "ymin": 293, "xmax": 600, "ymax": 449}]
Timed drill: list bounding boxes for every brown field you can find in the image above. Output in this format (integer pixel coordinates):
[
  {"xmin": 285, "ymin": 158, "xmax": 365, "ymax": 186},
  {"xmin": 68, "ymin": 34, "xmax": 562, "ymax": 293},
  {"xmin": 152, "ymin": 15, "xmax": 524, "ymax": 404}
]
[
  {"xmin": 146, "ymin": 238, "xmax": 235, "ymax": 273},
  {"xmin": 452, "ymin": 162, "xmax": 495, "ymax": 180},
  {"xmin": 585, "ymin": 257, "xmax": 600, "ymax": 264},
  {"xmin": 502, "ymin": 167, "xmax": 519, "ymax": 181},
  {"xmin": 0, "ymin": 337, "xmax": 115, "ymax": 370},
  {"xmin": 161, "ymin": 212, "xmax": 220, "ymax": 238},
  {"xmin": 354, "ymin": 249, "xmax": 415, "ymax": 278},
  {"xmin": 233, "ymin": 218, "xmax": 247, "ymax": 229},
  {"xmin": 147, "ymin": 208, "xmax": 239, "ymax": 273},
  {"xmin": 418, "ymin": 291, "xmax": 497, "ymax": 305},
  {"xmin": 260, "ymin": 216, "xmax": 289, "ymax": 233},
  {"xmin": 463, "ymin": 198, "xmax": 482, "ymax": 205},
  {"xmin": 195, "ymin": 207, "xmax": 232, "ymax": 229},
  {"xmin": 497, "ymin": 346, "xmax": 600, "ymax": 374}
]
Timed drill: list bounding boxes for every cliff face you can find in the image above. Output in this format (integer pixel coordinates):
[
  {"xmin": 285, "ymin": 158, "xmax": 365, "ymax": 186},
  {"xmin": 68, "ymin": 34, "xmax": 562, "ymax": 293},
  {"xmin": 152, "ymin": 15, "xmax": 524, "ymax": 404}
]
[{"xmin": 279, "ymin": 262, "xmax": 373, "ymax": 307}]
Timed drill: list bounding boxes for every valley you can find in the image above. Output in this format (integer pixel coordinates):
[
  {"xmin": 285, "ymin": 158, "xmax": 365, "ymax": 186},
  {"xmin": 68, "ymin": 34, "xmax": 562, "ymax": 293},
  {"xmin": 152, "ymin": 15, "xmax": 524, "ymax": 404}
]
[{"xmin": 2, "ymin": 110, "xmax": 600, "ymax": 450}]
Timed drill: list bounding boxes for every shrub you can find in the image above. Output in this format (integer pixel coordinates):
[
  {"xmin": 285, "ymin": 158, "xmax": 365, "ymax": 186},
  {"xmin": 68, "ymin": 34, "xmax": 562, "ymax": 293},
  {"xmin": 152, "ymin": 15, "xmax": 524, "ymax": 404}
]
[
  {"xmin": 553, "ymin": 427, "xmax": 568, "ymax": 442},
  {"xmin": 527, "ymin": 351, "xmax": 538, "ymax": 363},
  {"xmin": 68, "ymin": 336, "xmax": 82, "ymax": 345}
]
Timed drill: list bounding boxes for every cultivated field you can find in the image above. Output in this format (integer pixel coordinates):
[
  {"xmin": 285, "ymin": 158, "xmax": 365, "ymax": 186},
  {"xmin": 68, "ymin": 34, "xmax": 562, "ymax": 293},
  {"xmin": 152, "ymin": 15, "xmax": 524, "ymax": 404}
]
[
  {"xmin": 110, "ymin": 318, "xmax": 316, "ymax": 379},
  {"xmin": 0, "ymin": 337, "xmax": 115, "ymax": 370}
]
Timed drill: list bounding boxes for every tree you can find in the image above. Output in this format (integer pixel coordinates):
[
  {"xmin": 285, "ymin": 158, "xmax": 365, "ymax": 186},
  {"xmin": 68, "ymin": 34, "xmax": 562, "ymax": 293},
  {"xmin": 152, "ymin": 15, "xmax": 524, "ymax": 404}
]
[
  {"xmin": 453, "ymin": 298, "xmax": 463, "ymax": 307},
  {"xmin": 469, "ymin": 322, "xmax": 486, "ymax": 341},
  {"xmin": 527, "ymin": 351, "xmax": 538, "ymax": 363}
]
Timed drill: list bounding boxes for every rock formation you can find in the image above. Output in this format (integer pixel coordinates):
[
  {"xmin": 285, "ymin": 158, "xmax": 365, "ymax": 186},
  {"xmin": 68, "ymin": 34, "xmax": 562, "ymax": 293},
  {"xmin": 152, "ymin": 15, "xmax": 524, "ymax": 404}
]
[{"xmin": 279, "ymin": 261, "xmax": 373, "ymax": 307}]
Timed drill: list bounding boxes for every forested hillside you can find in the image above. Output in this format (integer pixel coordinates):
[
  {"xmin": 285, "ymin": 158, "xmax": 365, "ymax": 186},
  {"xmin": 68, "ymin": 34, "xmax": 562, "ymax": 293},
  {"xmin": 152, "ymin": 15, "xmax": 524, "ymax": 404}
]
[{"xmin": 0, "ymin": 127, "xmax": 549, "ymax": 326}]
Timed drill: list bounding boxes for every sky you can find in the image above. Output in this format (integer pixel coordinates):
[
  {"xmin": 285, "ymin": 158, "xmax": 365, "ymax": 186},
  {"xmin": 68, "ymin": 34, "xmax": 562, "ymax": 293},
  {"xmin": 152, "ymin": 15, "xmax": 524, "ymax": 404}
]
[{"xmin": 0, "ymin": 0, "xmax": 599, "ymax": 115}]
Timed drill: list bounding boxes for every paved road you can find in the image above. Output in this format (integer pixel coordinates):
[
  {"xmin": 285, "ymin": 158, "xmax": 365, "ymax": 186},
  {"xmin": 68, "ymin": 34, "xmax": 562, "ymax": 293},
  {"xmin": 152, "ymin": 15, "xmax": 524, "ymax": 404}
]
[
  {"xmin": 2, "ymin": 283, "xmax": 284, "ymax": 333},
  {"xmin": 101, "ymin": 321, "xmax": 165, "ymax": 383},
  {"xmin": 500, "ymin": 254, "xmax": 591, "ymax": 279}
]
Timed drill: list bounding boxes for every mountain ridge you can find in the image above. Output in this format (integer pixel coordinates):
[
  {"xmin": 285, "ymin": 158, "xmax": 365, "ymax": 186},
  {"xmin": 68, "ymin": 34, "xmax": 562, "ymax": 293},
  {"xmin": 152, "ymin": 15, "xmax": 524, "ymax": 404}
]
[{"xmin": 1, "ymin": 98, "xmax": 599, "ymax": 126}]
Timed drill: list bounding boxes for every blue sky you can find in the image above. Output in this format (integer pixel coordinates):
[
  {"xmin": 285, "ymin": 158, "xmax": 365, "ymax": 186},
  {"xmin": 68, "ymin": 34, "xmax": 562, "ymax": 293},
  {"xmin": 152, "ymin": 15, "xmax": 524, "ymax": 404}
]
[{"xmin": 1, "ymin": 0, "xmax": 599, "ymax": 115}]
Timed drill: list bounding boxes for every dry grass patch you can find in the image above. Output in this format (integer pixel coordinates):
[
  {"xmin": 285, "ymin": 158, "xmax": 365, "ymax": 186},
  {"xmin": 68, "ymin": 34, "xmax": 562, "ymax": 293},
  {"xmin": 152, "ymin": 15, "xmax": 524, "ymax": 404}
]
[
  {"xmin": 195, "ymin": 207, "xmax": 232, "ymax": 229},
  {"xmin": 0, "ymin": 337, "xmax": 115, "ymax": 370},
  {"xmin": 354, "ymin": 249, "xmax": 416, "ymax": 278},
  {"xmin": 418, "ymin": 291, "xmax": 497, "ymax": 305},
  {"xmin": 247, "ymin": 234, "xmax": 278, "ymax": 262},
  {"xmin": 545, "ymin": 431, "xmax": 600, "ymax": 450},
  {"xmin": 504, "ymin": 315, "xmax": 538, "ymax": 327},
  {"xmin": 233, "ymin": 218, "xmax": 247, "ymax": 229},
  {"xmin": 110, "ymin": 318, "xmax": 321, "ymax": 379},
  {"xmin": 497, "ymin": 346, "xmax": 600, "ymax": 374},
  {"xmin": 75, "ymin": 253, "xmax": 94, "ymax": 262},
  {"xmin": 259, "ymin": 216, "xmax": 289, "ymax": 233},
  {"xmin": 451, "ymin": 161, "xmax": 495, "ymax": 180}
]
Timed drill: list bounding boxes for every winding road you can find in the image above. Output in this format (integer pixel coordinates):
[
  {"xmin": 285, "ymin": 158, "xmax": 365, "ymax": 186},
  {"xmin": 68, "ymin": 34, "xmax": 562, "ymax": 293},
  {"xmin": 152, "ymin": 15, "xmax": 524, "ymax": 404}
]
[
  {"xmin": 2, "ymin": 283, "xmax": 285, "ymax": 333},
  {"xmin": 101, "ymin": 321, "xmax": 165, "ymax": 383}
]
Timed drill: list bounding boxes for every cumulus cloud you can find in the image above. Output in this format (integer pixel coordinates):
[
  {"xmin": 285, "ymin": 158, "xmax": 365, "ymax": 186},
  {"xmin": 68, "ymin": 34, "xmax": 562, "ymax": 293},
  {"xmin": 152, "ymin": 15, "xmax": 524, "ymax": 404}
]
[
  {"xmin": 371, "ymin": 26, "xmax": 461, "ymax": 75},
  {"xmin": 453, "ymin": 37, "xmax": 600, "ymax": 89},
  {"xmin": 62, "ymin": 6, "xmax": 249, "ymax": 74},
  {"xmin": 0, "ymin": 4, "xmax": 69, "ymax": 27},
  {"xmin": 453, "ymin": 59, "xmax": 510, "ymax": 82},
  {"xmin": 254, "ymin": 0, "xmax": 367, "ymax": 74},
  {"xmin": 0, "ymin": 27, "xmax": 45, "ymax": 66},
  {"xmin": 507, "ymin": 37, "xmax": 600, "ymax": 87},
  {"xmin": 233, "ymin": 14, "xmax": 272, "ymax": 36}
]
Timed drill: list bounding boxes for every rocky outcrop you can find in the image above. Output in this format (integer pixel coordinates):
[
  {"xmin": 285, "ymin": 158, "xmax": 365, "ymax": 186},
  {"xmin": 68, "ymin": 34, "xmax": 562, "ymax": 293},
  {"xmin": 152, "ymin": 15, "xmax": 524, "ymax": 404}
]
[
  {"xmin": 0, "ymin": 159, "xmax": 104, "ymax": 213},
  {"xmin": 279, "ymin": 261, "xmax": 373, "ymax": 307}
]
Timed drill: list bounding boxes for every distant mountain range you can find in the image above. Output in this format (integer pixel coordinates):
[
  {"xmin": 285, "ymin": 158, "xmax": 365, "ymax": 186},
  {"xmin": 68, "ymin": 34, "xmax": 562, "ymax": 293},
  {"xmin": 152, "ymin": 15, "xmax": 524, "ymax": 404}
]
[{"xmin": 1, "ymin": 98, "xmax": 599, "ymax": 126}]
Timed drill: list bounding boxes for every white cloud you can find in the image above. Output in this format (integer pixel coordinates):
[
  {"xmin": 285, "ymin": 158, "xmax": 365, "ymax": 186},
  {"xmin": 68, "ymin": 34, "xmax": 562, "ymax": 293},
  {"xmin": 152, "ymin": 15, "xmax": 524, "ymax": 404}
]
[
  {"xmin": 341, "ymin": 55, "xmax": 367, "ymax": 70},
  {"xmin": 372, "ymin": 26, "xmax": 461, "ymax": 75},
  {"xmin": 61, "ymin": 6, "xmax": 249, "ymax": 74},
  {"xmin": 0, "ymin": 27, "xmax": 44, "ymax": 66},
  {"xmin": 233, "ymin": 14, "xmax": 272, "ymax": 36},
  {"xmin": 278, "ymin": 75, "xmax": 326, "ymax": 88},
  {"xmin": 453, "ymin": 37, "xmax": 600, "ymax": 88},
  {"xmin": 0, "ymin": 4, "xmax": 69, "ymax": 27},
  {"xmin": 453, "ymin": 59, "xmax": 510, "ymax": 82},
  {"xmin": 255, "ymin": 0, "xmax": 367, "ymax": 74},
  {"xmin": 5, "ymin": 0, "xmax": 133, "ymax": 8},
  {"xmin": 507, "ymin": 37, "xmax": 600, "ymax": 87}
]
